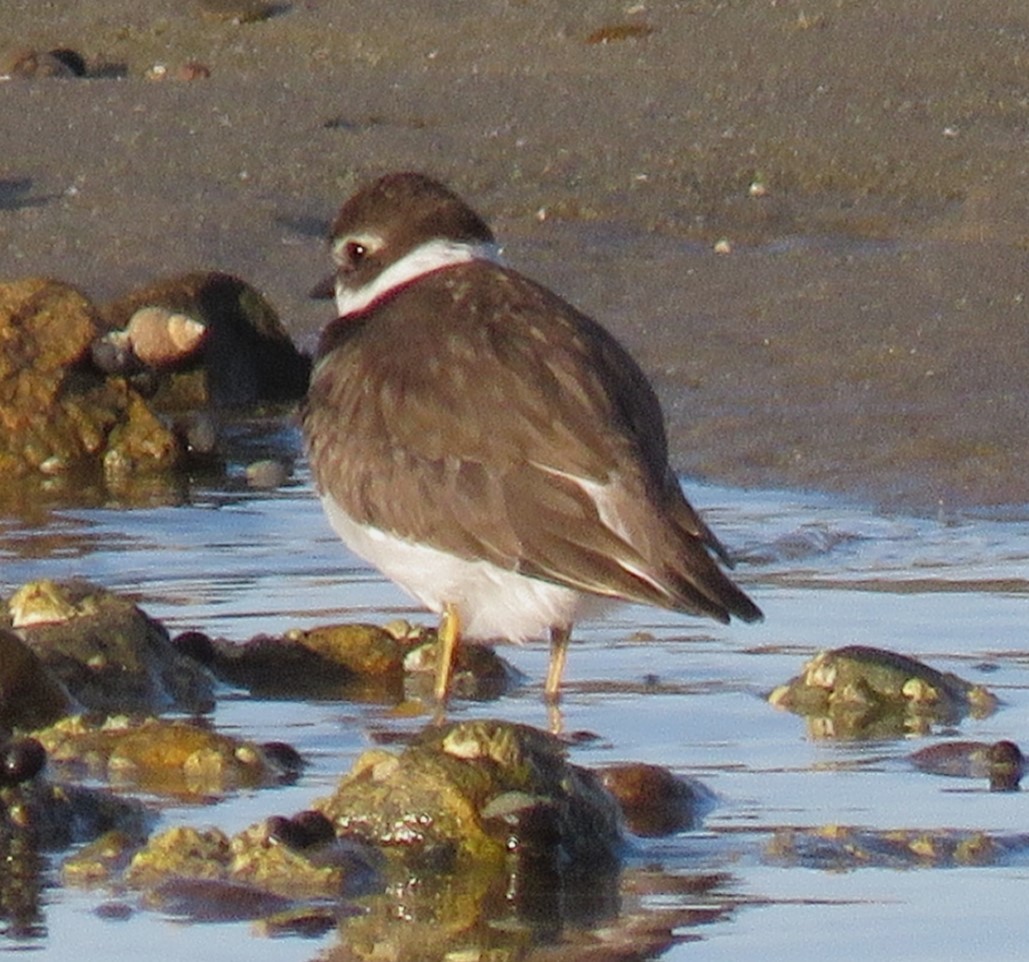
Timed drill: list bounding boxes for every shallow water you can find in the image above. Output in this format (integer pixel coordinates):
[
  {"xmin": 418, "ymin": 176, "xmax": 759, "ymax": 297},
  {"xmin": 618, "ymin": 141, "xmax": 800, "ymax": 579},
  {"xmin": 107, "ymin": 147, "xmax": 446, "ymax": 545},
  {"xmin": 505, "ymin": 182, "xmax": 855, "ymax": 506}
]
[{"xmin": 1, "ymin": 459, "xmax": 1027, "ymax": 961}]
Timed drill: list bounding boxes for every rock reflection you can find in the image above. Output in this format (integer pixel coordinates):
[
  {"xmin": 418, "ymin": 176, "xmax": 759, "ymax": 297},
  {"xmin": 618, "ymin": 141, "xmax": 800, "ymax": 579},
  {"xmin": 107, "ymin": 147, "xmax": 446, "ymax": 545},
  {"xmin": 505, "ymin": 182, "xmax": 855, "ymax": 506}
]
[{"xmin": 321, "ymin": 864, "xmax": 737, "ymax": 962}]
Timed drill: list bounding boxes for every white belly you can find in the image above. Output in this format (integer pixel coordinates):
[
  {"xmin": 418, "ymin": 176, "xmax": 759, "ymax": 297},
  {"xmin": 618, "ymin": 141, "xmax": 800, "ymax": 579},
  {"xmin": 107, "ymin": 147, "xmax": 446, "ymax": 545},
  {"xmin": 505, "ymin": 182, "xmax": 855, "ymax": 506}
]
[{"xmin": 322, "ymin": 494, "xmax": 613, "ymax": 641}]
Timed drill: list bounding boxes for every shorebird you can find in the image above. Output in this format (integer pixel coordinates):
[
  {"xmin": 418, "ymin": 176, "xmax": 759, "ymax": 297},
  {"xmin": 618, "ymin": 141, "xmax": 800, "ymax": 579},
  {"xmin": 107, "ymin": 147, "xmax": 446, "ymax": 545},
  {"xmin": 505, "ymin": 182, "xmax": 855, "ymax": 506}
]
[{"xmin": 302, "ymin": 172, "xmax": 762, "ymax": 704}]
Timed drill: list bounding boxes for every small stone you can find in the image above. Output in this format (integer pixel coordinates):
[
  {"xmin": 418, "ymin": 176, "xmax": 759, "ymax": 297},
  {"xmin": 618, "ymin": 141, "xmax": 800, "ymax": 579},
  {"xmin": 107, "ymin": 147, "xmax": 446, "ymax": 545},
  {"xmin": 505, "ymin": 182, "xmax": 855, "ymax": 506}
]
[
  {"xmin": 585, "ymin": 23, "xmax": 655, "ymax": 44},
  {"xmin": 182, "ymin": 413, "xmax": 219, "ymax": 455},
  {"xmin": 0, "ymin": 738, "xmax": 47, "ymax": 787},
  {"xmin": 599, "ymin": 762, "xmax": 710, "ymax": 836},
  {"xmin": 176, "ymin": 61, "xmax": 211, "ymax": 81},
  {"xmin": 91, "ymin": 329, "xmax": 135, "ymax": 374},
  {"xmin": 196, "ymin": 0, "xmax": 281, "ymax": 24},
  {"xmin": 910, "ymin": 739, "xmax": 1024, "ymax": 792},
  {"xmin": 2, "ymin": 48, "xmax": 85, "ymax": 79},
  {"xmin": 245, "ymin": 459, "xmax": 289, "ymax": 488}
]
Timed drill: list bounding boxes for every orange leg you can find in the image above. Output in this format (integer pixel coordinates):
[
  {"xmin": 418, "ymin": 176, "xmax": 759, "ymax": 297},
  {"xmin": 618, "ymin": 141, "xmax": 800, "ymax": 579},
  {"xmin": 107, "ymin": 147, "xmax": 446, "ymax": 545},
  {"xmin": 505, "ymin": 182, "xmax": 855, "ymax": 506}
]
[
  {"xmin": 545, "ymin": 624, "xmax": 571, "ymax": 701},
  {"xmin": 434, "ymin": 601, "xmax": 460, "ymax": 706}
]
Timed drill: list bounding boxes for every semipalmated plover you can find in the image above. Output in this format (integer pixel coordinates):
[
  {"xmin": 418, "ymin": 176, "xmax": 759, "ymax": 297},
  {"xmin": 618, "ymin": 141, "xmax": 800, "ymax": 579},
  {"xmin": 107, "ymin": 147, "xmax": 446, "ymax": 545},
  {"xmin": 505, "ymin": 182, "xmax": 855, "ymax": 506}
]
[{"xmin": 303, "ymin": 172, "xmax": 762, "ymax": 704}]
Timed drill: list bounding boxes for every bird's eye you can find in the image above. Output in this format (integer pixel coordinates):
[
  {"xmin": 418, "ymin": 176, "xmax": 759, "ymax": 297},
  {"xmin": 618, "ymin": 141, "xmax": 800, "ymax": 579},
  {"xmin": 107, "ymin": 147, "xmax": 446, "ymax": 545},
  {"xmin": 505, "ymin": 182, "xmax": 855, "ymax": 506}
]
[{"xmin": 332, "ymin": 233, "xmax": 381, "ymax": 271}]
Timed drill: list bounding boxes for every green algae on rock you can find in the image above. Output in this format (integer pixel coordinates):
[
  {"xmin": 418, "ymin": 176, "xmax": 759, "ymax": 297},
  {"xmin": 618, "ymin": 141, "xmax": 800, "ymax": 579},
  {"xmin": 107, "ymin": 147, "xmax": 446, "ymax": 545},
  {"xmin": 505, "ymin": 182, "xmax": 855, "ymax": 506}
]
[
  {"xmin": 315, "ymin": 719, "xmax": 624, "ymax": 872},
  {"xmin": 5, "ymin": 579, "xmax": 214, "ymax": 715},
  {"xmin": 768, "ymin": 645, "xmax": 997, "ymax": 739}
]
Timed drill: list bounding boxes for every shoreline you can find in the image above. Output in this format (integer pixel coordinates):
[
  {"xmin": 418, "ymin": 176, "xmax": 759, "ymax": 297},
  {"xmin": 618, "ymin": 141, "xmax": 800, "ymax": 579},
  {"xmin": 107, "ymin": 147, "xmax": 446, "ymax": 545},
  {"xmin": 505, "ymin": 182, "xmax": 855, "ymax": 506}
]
[{"xmin": 2, "ymin": 0, "xmax": 1026, "ymax": 513}]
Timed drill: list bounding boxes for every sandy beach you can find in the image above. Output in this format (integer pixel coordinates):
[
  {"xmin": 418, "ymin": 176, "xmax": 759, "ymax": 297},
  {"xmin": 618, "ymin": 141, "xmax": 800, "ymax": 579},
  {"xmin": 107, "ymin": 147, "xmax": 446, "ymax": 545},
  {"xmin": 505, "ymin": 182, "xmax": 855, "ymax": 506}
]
[{"xmin": 2, "ymin": 0, "xmax": 1026, "ymax": 511}]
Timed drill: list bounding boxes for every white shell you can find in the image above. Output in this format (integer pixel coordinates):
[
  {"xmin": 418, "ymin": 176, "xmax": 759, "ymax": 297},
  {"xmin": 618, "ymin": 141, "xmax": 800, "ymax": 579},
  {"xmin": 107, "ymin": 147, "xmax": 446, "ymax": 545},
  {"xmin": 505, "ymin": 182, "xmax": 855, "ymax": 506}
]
[{"xmin": 126, "ymin": 306, "xmax": 207, "ymax": 366}]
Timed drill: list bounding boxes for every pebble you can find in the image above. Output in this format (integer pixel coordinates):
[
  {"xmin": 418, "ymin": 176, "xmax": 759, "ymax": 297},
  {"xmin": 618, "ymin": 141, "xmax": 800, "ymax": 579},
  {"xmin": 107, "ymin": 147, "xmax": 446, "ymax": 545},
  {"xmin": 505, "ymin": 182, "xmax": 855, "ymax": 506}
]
[
  {"xmin": 2, "ymin": 47, "xmax": 86, "ymax": 79},
  {"xmin": 0, "ymin": 737, "xmax": 47, "ymax": 787},
  {"xmin": 196, "ymin": 0, "xmax": 281, "ymax": 23},
  {"xmin": 245, "ymin": 459, "xmax": 289, "ymax": 489}
]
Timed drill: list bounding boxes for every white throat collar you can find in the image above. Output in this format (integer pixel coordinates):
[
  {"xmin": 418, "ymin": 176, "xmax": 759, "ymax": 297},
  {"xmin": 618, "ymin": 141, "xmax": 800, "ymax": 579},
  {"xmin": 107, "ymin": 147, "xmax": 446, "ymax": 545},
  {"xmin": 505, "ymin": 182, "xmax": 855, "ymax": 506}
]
[{"xmin": 335, "ymin": 238, "xmax": 503, "ymax": 317}]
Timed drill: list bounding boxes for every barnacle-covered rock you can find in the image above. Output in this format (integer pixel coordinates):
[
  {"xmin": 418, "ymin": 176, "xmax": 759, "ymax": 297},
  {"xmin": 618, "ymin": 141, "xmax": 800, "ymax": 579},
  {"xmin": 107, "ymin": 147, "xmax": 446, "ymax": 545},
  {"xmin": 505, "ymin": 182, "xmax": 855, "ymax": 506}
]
[
  {"xmin": 0, "ymin": 278, "xmax": 182, "ymax": 481},
  {"xmin": 764, "ymin": 824, "xmax": 1023, "ymax": 870},
  {"xmin": 34, "ymin": 715, "xmax": 302, "ymax": 798},
  {"xmin": 314, "ymin": 719, "xmax": 624, "ymax": 872},
  {"xmin": 768, "ymin": 645, "xmax": 997, "ymax": 738},
  {"xmin": 117, "ymin": 816, "xmax": 377, "ymax": 905},
  {"xmin": 61, "ymin": 829, "xmax": 141, "ymax": 885},
  {"xmin": 5, "ymin": 579, "xmax": 214, "ymax": 715},
  {"xmin": 229, "ymin": 814, "xmax": 380, "ymax": 899},
  {"xmin": 125, "ymin": 826, "xmax": 232, "ymax": 886}
]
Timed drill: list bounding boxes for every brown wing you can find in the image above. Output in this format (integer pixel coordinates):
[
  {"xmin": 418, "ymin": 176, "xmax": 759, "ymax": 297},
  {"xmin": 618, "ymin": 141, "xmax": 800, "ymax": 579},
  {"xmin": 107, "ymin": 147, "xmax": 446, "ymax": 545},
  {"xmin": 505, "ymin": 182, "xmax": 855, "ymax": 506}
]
[{"xmin": 303, "ymin": 261, "xmax": 761, "ymax": 623}]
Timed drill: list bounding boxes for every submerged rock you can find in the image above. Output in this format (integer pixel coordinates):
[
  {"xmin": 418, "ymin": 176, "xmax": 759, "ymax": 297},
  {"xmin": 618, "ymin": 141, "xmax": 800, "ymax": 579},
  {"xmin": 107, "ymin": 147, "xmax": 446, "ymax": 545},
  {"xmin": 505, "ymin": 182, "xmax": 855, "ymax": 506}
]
[
  {"xmin": 117, "ymin": 815, "xmax": 378, "ymax": 903},
  {"xmin": 175, "ymin": 622, "xmax": 517, "ymax": 702},
  {"xmin": 0, "ymin": 776, "xmax": 149, "ymax": 851},
  {"xmin": 315, "ymin": 719, "xmax": 624, "ymax": 872},
  {"xmin": 768, "ymin": 645, "xmax": 997, "ymax": 738},
  {"xmin": 764, "ymin": 823, "xmax": 1026, "ymax": 870},
  {"xmin": 35, "ymin": 715, "xmax": 302, "ymax": 798},
  {"xmin": 5, "ymin": 579, "xmax": 214, "ymax": 715},
  {"xmin": 57, "ymin": 721, "xmax": 719, "ymax": 945},
  {"xmin": 910, "ymin": 740, "xmax": 1024, "ymax": 792}
]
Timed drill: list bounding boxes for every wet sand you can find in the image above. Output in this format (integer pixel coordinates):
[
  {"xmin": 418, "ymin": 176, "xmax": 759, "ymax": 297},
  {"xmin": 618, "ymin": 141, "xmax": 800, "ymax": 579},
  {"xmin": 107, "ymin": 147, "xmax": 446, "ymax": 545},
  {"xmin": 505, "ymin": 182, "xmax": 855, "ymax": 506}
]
[{"xmin": 2, "ymin": 0, "xmax": 1026, "ymax": 512}]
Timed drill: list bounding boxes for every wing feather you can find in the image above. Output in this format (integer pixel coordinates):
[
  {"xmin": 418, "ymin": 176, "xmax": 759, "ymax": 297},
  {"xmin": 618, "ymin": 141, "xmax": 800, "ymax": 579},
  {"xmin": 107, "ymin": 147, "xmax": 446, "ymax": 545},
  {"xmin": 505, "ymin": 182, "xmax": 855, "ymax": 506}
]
[{"xmin": 303, "ymin": 260, "xmax": 761, "ymax": 624}]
